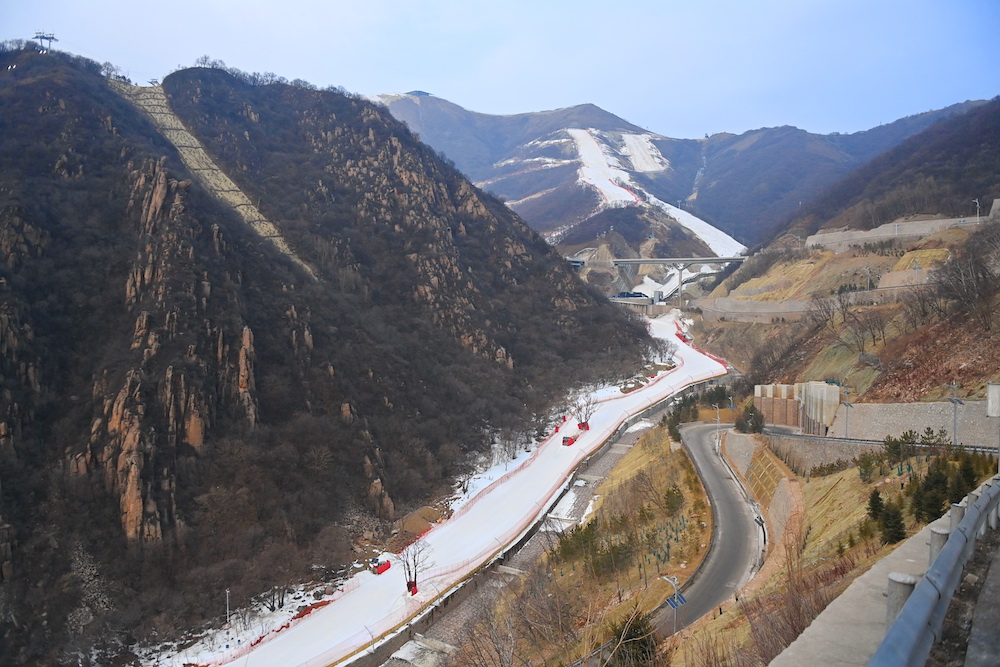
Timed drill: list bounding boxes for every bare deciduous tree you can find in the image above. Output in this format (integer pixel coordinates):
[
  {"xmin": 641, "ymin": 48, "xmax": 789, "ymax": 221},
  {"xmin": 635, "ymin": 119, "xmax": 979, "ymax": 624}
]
[
  {"xmin": 860, "ymin": 309, "xmax": 890, "ymax": 346},
  {"xmin": 462, "ymin": 588, "xmax": 521, "ymax": 667},
  {"xmin": 395, "ymin": 538, "xmax": 433, "ymax": 593},
  {"xmin": 807, "ymin": 295, "xmax": 837, "ymax": 332},
  {"xmin": 576, "ymin": 392, "xmax": 598, "ymax": 426},
  {"xmin": 934, "ymin": 241, "xmax": 999, "ymax": 330}
]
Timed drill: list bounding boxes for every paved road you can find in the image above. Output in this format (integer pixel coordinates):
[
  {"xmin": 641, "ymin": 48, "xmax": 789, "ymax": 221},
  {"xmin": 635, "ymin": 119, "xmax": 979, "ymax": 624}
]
[{"xmin": 652, "ymin": 423, "xmax": 760, "ymax": 637}]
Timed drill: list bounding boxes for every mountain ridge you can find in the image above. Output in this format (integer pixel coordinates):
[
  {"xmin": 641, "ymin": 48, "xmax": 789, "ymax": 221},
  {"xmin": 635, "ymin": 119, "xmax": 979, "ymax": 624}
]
[{"xmin": 378, "ymin": 93, "xmax": 985, "ymax": 250}]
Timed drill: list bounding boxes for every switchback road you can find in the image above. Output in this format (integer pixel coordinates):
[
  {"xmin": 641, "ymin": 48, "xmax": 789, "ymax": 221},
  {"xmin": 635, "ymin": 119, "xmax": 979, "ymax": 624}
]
[{"xmin": 652, "ymin": 422, "xmax": 761, "ymax": 637}]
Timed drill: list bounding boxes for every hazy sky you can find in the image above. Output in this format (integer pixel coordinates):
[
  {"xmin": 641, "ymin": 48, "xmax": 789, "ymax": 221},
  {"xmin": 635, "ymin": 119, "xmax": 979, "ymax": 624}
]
[{"xmin": 5, "ymin": 0, "xmax": 999, "ymax": 138}]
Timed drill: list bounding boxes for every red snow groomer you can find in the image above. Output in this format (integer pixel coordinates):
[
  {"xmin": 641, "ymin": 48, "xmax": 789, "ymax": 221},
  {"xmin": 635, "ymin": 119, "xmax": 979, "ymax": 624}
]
[
  {"xmin": 562, "ymin": 435, "xmax": 576, "ymax": 446},
  {"xmin": 370, "ymin": 557, "xmax": 391, "ymax": 575}
]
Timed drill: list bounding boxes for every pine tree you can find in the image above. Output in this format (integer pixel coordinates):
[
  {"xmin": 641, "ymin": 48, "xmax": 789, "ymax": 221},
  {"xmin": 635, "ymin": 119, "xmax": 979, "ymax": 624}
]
[
  {"xmin": 959, "ymin": 454, "xmax": 977, "ymax": 492},
  {"xmin": 881, "ymin": 504, "xmax": 906, "ymax": 544},
  {"xmin": 867, "ymin": 489, "xmax": 884, "ymax": 520}
]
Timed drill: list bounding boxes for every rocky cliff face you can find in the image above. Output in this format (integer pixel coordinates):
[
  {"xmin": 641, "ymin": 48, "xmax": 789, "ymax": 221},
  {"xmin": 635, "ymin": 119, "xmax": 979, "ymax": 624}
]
[
  {"xmin": 0, "ymin": 50, "xmax": 651, "ymax": 662},
  {"xmin": 63, "ymin": 156, "xmax": 262, "ymax": 548}
]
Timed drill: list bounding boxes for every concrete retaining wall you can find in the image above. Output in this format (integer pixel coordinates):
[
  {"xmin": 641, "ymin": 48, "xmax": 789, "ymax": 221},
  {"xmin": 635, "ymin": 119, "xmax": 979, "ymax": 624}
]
[
  {"xmin": 827, "ymin": 400, "xmax": 998, "ymax": 447},
  {"xmin": 805, "ymin": 217, "xmax": 984, "ymax": 254},
  {"xmin": 767, "ymin": 433, "xmax": 882, "ymax": 474}
]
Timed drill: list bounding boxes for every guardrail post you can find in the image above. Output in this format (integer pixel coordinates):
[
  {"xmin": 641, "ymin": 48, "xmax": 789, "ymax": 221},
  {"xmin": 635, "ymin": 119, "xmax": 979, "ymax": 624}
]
[
  {"xmin": 929, "ymin": 526, "xmax": 950, "ymax": 565},
  {"xmin": 983, "ymin": 481, "xmax": 997, "ymax": 531},
  {"xmin": 969, "ymin": 491, "xmax": 984, "ymax": 540},
  {"xmin": 886, "ymin": 572, "xmax": 919, "ymax": 627},
  {"xmin": 949, "ymin": 502, "xmax": 966, "ymax": 535}
]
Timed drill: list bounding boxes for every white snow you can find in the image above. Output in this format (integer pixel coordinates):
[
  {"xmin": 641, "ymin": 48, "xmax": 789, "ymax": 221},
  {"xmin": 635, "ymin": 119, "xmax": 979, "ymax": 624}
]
[
  {"xmin": 565, "ymin": 128, "xmax": 639, "ymax": 207},
  {"xmin": 564, "ymin": 128, "xmax": 744, "ymax": 258},
  {"xmin": 625, "ymin": 419, "xmax": 655, "ymax": 434},
  {"xmin": 493, "ymin": 156, "xmax": 573, "ymax": 169},
  {"xmin": 619, "ymin": 133, "xmax": 669, "ymax": 173},
  {"xmin": 154, "ymin": 312, "xmax": 725, "ymax": 667},
  {"xmin": 646, "ymin": 194, "xmax": 746, "ymax": 257}
]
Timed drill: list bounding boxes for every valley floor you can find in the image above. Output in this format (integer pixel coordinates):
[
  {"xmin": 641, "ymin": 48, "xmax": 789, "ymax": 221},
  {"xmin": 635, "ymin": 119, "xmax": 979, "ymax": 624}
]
[{"xmin": 151, "ymin": 312, "xmax": 727, "ymax": 667}]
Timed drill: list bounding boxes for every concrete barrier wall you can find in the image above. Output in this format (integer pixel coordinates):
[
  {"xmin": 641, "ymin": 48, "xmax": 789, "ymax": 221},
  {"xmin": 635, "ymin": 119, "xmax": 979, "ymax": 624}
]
[
  {"xmin": 725, "ymin": 430, "xmax": 756, "ymax": 477},
  {"xmin": 757, "ymin": 396, "xmax": 800, "ymax": 428}
]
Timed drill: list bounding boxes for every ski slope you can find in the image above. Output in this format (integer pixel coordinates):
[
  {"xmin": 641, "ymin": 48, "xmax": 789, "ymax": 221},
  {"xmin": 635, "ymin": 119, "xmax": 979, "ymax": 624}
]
[
  {"xmin": 565, "ymin": 128, "xmax": 745, "ymax": 257},
  {"xmin": 161, "ymin": 313, "xmax": 726, "ymax": 667},
  {"xmin": 566, "ymin": 128, "xmax": 639, "ymax": 207}
]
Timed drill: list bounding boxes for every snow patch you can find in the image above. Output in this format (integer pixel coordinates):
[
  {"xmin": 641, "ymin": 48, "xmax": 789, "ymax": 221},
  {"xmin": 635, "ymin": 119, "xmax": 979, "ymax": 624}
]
[
  {"xmin": 625, "ymin": 419, "xmax": 655, "ymax": 434},
  {"xmin": 566, "ymin": 128, "xmax": 639, "ymax": 207},
  {"xmin": 619, "ymin": 133, "xmax": 669, "ymax": 172},
  {"xmin": 647, "ymin": 195, "xmax": 746, "ymax": 257},
  {"xmin": 565, "ymin": 129, "xmax": 744, "ymax": 257}
]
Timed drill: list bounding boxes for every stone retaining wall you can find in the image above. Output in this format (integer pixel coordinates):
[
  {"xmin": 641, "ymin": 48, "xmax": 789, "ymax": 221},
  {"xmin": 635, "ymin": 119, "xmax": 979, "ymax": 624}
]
[
  {"xmin": 827, "ymin": 400, "xmax": 997, "ymax": 447},
  {"xmin": 767, "ymin": 433, "xmax": 882, "ymax": 474}
]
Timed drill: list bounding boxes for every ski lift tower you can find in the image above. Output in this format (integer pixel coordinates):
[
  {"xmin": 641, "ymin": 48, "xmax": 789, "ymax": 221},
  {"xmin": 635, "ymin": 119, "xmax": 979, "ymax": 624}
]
[{"xmin": 33, "ymin": 32, "xmax": 58, "ymax": 51}]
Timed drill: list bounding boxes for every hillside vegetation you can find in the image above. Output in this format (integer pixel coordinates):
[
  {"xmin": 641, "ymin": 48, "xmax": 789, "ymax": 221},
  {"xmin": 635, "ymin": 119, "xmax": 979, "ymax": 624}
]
[
  {"xmin": 697, "ymin": 223, "xmax": 1000, "ymax": 398},
  {"xmin": 781, "ymin": 97, "xmax": 1000, "ymax": 241},
  {"xmin": 696, "ymin": 94, "xmax": 1000, "ymax": 399},
  {"xmin": 0, "ymin": 46, "xmax": 654, "ymax": 663}
]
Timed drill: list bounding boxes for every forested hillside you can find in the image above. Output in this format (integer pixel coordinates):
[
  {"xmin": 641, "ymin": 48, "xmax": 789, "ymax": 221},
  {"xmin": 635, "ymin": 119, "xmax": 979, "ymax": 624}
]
[
  {"xmin": 0, "ymin": 47, "xmax": 652, "ymax": 663},
  {"xmin": 779, "ymin": 97, "xmax": 1000, "ymax": 240}
]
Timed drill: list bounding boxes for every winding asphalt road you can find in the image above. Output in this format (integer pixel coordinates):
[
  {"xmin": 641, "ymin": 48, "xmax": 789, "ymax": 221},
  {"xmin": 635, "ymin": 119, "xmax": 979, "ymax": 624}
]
[{"xmin": 652, "ymin": 422, "xmax": 762, "ymax": 637}]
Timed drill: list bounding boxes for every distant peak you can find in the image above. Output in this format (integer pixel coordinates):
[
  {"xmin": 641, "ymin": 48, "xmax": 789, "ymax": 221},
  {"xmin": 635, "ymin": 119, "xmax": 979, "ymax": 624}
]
[{"xmin": 406, "ymin": 90, "xmax": 433, "ymax": 97}]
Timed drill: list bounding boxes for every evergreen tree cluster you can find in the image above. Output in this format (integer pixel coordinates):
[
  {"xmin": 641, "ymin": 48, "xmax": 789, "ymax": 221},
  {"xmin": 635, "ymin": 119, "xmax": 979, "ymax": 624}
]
[
  {"xmin": 735, "ymin": 403, "xmax": 765, "ymax": 433},
  {"xmin": 662, "ymin": 385, "xmax": 735, "ymax": 440},
  {"xmin": 854, "ymin": 428, "xmax": 993, "ymax": 546}
]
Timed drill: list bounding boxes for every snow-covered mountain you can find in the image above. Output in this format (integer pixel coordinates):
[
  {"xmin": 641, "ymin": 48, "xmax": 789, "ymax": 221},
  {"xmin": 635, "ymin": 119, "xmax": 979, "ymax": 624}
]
[
  {"xmin": 377, "ymin": 93, "xmax": 744, "ymax": 296},
  {"xmin": 377, "ymin": 93, "xmax": 983, "ymax": 255},
  {"xmin": 376, "ymin": 94, "xmax": 714, "ymax": 238}
]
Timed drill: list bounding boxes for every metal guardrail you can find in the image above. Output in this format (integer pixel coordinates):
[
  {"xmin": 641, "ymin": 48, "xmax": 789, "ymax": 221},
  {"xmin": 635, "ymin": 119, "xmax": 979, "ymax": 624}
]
[{"xmin": 869, "ymin": 475, "xmax": 1000, "ymax": 666}]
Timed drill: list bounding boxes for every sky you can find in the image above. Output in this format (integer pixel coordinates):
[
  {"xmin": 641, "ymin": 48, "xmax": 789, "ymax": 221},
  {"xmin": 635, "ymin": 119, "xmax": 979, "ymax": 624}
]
[{"xmin": 4, "ymin": 0, "xmax": 999, "ymax": 139}]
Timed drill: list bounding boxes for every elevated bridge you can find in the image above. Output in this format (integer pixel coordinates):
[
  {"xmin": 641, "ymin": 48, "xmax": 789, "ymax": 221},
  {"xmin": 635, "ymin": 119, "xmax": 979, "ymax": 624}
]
[{"xmin": 598, "ymin": 256, "xmax": 748, "ymax": 302}]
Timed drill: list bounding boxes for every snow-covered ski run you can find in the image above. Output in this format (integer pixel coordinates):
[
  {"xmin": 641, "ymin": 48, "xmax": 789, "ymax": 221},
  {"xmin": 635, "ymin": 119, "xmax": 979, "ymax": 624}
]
[{"xmin": 157, "ymin": 313, "xmax": 727, "ymax": 667}]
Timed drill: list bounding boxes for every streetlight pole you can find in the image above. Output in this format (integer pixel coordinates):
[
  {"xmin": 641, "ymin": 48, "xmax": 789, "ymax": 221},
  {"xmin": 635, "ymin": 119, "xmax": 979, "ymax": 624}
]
[
  {"xmin": 947, "ymin": 382, "xmax": 965, "ymax": 446},
  {"xmin": 713, "ymin": 404, "xmax": 721, "ymax": 450},
  {"xmin": 225, "ymin": 588, "xmax": 230, "ymax": 625},
  {"xmin": 661, "ymin": 575, "xmax": 679, "ymax": 635},
  {"xmin": 841, "ymin": 388, "xmax": 853, "ymax": 439},
  {"xmin": 973, "ymin": 198, "xmax": 981, "ymax": 222}
]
